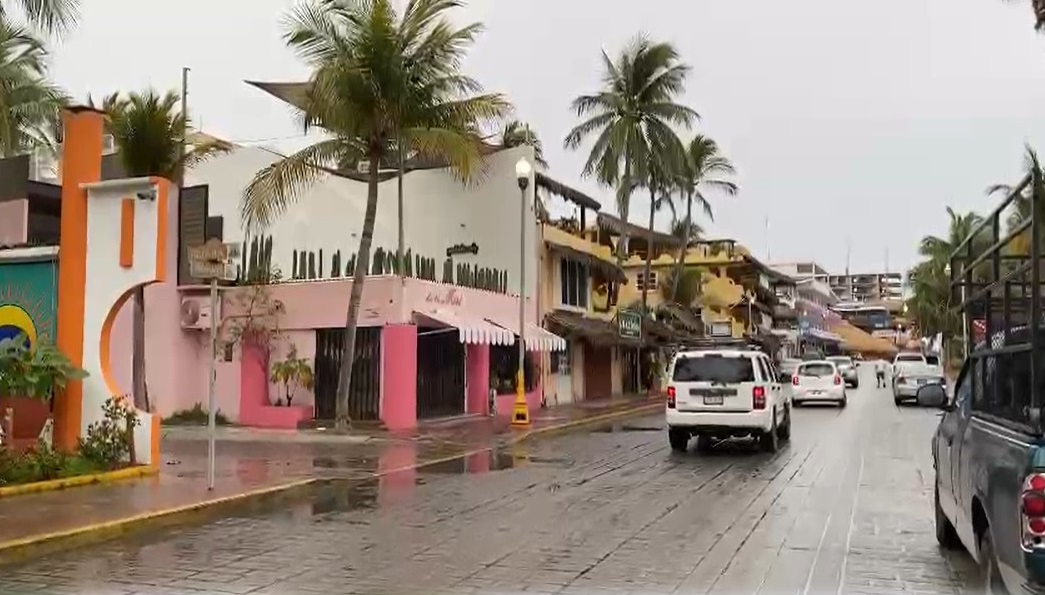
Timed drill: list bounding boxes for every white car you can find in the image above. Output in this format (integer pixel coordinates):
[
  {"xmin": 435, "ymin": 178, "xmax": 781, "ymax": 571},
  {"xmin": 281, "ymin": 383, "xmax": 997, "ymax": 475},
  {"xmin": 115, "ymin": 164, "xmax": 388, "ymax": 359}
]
[
  {"xmin": 666, "ymin": 347, "xmax": 791, "ymax": 453},
  {"xmin": 791, "ymin": 360, "xmax": 847, "ymax": 407}
]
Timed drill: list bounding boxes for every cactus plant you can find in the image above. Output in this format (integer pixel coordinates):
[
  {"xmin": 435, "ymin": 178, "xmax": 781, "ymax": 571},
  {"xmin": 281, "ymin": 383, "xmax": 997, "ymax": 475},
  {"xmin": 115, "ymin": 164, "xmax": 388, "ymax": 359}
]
[
  {"xmin": 404, "ymin": 249, "xmax": 413, "ymax": 277},
  {"xmin": 308, "ymin": 251, "xmax": 316, "ymax": 279},
  {"xmin": 331, "ymin": 250, "xmax": 341, "ymax": 277},
  {"xmin": 318, "ymin": 249, "xmax": 324, "ymax": 279},
  {"xmin": 262, "ymin": 236, "xmax": 273, "ymax": 276},
  {"xmin": 347, "ymin": 254, "xmax": 356, "ymax": 277}
]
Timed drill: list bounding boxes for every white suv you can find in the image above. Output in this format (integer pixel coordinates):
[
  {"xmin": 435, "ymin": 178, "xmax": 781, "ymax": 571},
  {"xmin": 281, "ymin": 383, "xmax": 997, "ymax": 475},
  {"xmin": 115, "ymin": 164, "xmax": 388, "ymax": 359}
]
[{"xmin": 666, "ymin": 347, "xmax": 791, "ymax": 453}]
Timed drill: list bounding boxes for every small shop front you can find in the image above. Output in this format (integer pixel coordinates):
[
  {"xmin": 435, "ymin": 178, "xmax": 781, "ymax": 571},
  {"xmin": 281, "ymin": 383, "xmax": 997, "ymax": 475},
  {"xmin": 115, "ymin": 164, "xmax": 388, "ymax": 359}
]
[{"xmin": 544, "ymin": 309, "xmax": 637, "ymax": 404}]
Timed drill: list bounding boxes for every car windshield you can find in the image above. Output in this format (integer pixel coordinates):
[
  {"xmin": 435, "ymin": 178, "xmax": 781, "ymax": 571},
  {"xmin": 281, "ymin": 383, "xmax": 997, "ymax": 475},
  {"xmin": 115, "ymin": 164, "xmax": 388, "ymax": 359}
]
[
  {"xmin": 828, "ymin": 357, "xmax": 852, "ymax": 366},
  {"xmin": 673, "ymin": 355, "xmax": 755, "ymax": 383},
  {"xmin": 798, "ymin": 363, "xmax": 835, "ymax": 377}
]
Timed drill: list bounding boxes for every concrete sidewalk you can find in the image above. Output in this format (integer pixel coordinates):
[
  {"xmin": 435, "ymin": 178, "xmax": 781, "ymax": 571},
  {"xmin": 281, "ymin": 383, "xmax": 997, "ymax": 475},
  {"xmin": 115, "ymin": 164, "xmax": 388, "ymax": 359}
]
[{"xmin": 0, "ymin": 395, "xmax": 662, "ymax": 562}]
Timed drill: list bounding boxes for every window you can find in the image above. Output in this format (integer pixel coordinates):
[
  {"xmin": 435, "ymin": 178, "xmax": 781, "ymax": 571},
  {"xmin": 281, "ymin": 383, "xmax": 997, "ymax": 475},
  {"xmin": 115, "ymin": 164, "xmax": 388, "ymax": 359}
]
[
  {"xmin": 925, "ymin": 355, "xmax": 940, "ymax": 366},
  {"xmin": 489, "ymin": 344, "xmax": 537, "ymax": 393},
  {"xmin": 798, "ymin": 363, "xmax": 835, "ymax": 377},
  {"xmin": 636, "ymin": 271, "xmax": 658, "ymax": 292},
  {"xmin": 954, "ymin": 364, "xmax": 971, "ymax": 412},
  {"xmin": 559, "ymin": 259, "xmax": 589, "ymax": 309},
  {"xmin": 550, "ymin": 341, "xmax": 571, "ymax": 374},
  {"xmin": 673, "ymin": 355, "xmax": 755, "ymax": 383},
  {"xmin": 756, "ymin": 357, "xmax": 773, "ymax": 382}
]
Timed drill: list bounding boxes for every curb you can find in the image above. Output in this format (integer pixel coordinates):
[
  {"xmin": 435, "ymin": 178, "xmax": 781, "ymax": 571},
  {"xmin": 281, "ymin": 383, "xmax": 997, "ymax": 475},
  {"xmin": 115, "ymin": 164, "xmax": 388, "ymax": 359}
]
[
  {"xmin": 0, "ymin": 466, "xmax": 158, "ymax": 499},
  {"xmin": 0, "ymin": 400, "xmax": 660, "ymax": 563}
]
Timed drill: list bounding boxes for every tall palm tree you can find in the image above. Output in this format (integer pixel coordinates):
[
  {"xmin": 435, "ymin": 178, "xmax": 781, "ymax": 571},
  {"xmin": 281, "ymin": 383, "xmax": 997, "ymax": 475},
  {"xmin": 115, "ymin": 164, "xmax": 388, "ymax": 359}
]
[
  {"xmin": 987, "ymin": 144, "xmax": 1045, "ymax": 255},
  {"xmin": 499, "ymin": 120, "xmax": 546, "ymax": 167},
  {"xmin": 0, "ymin": 22, "xmax": 64, "ymax": 157},
  {"xmin": 669, "ymin": 135, "xmax": 737, "ymax": 301},
  {"xmin": 97, "ymin": 88, "xmax": 231, "ymax": 411},
  {"xmin": 564, "ymin": 35, "xmax": 698, "ymax": 258},
  {"xmin": 240, "ymin": 0, "xmax": 509, "ymax": 430},
  {"xmin": 1, "ymin": 0, "xmax": 78, "ymax": 38}
]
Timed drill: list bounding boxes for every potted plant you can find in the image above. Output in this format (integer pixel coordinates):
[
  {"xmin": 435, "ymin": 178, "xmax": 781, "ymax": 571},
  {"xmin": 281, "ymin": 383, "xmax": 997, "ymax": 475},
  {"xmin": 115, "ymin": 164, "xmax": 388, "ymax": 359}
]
[
  {"xmin": 0, "ymin": 333, "xmax": 88, "ymax": 446},
  {"xmin": 270, "ymin": 346, "xmax": 314, "ymax": 407}
]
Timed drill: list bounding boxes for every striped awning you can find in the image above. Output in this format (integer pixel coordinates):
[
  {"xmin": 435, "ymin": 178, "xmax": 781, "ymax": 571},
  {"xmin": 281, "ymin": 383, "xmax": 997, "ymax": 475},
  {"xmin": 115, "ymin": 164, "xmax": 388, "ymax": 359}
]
[
  {"xmin": 484, "ymin": 317, "xmax": 567, "ymax": 352},
  {"xmin": 414, "ymin": 310, "xmax": 516, "ymax": 346}
]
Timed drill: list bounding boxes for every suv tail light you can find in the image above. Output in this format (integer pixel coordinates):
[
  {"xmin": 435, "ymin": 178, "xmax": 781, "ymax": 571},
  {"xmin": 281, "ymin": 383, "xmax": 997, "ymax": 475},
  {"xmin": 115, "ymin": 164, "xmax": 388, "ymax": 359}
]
[
  {"xmin": 667, "ymin": 386, "xmax": 676, "ymax": 409},
  {"xmin": 753, "ymin": 386, "xmax": 766, "ymax": 410},
  {"xmin": 792, "ymin": 375, "xmax": 800, "ymax": 386},
  {"xmin": 834, "ymin": 375, "xmax": 842, "ymax": 385},
  {"xmin": 1022, "ymin": 472, "xmax": 1045, "ymax": 547}
]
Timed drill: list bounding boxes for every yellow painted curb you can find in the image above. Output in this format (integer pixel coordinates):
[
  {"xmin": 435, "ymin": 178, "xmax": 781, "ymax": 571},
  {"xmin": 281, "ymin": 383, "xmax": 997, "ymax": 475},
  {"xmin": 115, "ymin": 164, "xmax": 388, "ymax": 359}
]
[
  {"xmin": 511, "ymin": 401, "xmax": 663, "ymax": 442},
  {"xmin": 0, "ymin": 465, "xmax": 158, "ymax": 499}
]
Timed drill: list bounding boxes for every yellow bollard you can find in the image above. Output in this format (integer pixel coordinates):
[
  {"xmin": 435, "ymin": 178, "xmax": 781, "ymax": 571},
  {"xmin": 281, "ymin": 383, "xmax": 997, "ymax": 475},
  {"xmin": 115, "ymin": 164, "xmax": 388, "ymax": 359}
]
[{"xmin": 511, "ymin": 368, "xmax": 530, "ymax": 427}]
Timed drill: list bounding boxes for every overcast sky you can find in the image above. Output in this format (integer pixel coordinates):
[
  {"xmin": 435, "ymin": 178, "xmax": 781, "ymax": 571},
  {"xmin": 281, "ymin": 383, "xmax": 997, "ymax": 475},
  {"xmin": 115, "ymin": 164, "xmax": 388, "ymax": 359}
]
[{"xmin": 47, "ymin": 0, "xmax": 1045, "ymax": 273}]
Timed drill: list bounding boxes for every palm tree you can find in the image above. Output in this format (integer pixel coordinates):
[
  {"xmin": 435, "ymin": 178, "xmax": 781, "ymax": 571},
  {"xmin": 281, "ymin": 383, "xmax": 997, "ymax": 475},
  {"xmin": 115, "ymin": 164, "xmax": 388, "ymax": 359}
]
[
  {"xmin": 986, "ymin": 144, "xmax": 1045, "ymax": 255},
  {"xmin": 240, "ymin": 0, "xmax": 509, "ymax": 430},
  {"xmin": 499, "ymin": 120, "xmax": 546, "ymax": 167},
  {"xmin": 668, "ymin": 135, "xmax": 737, "ymax": 301},
  {"xmin": 0, "ymin": 22, "xmax": 64, "ymax": 157},
  {"xmin": 1, "ymin": 0, "xmax": 78, "ymax": 38},
  {"xmin": 96, "ymin": 88, "xmax": 231, "ymax": 411},
  {"xmin": 564, "ymin": 35, "xmax": 699, "ymax": 258}
]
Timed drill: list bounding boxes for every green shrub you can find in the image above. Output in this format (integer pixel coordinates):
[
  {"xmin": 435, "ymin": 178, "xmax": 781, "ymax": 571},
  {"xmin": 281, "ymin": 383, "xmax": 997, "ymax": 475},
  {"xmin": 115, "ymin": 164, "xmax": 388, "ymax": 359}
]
[
  {"xmin": 162, "ymin": 403, "xmax": 231, "ymax": 426},
  {"xmin": 0, "ymin": 441, "xmax": 103, "ymax": 486},
  {"xmin": 77, "ymin": 397, "xmax": 139, "ymax": 468}
]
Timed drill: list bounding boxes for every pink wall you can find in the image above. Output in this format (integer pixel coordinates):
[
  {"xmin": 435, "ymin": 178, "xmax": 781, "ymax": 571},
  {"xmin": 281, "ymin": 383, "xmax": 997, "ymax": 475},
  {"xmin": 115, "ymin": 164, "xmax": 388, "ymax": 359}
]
[
  {"xmin": 466, "ymin": 344, "xmax": 490, "ymax": 415},
  {"xmin": 0, "ymin": 199, "xmax": 27, "ymax": 245},
  {"xmin": 404, "ymin": 278, "xmax": 537, "ymax": 325},
  {"xmin": 382, "ymin": 324, "xmax": 417, "ymax": 431}
]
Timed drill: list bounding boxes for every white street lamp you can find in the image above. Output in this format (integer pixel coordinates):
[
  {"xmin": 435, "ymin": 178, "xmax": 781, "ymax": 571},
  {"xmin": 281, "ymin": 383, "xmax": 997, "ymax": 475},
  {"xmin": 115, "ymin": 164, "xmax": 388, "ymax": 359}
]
[{"xmin": 513, "ymin": 158, "xmax": 532, "ymax": 426}]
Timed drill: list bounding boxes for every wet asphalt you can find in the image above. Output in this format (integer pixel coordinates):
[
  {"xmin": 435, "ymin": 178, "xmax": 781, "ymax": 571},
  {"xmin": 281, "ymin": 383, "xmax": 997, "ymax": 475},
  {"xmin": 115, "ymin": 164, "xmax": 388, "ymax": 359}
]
[{"xmin": 0, "ymin": 368, "xmax": 985, "ymax": 594}]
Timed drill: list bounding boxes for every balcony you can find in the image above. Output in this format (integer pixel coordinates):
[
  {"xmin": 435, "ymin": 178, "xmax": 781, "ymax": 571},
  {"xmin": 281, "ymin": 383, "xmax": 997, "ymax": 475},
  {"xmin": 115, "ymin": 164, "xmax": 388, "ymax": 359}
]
[{"xmin": 773, "ymin": 304, "xmax": 798, "ymax": 320}]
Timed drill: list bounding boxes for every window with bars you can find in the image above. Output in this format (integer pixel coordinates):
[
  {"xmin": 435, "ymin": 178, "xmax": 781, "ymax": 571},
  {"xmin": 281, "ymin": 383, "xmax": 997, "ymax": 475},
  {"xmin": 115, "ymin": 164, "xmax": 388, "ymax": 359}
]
[
  {"xmin": 636, "ymin": 271, "xmax": 658, "ymax": 292},
  {"xmin": 559, "ymin": 259, "xmax": 589, "ymax": 309}
]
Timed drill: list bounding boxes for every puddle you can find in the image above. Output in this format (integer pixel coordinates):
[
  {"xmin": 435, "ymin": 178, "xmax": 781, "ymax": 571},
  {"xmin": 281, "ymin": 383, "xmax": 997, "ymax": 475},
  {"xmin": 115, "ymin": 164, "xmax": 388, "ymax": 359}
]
[
  {"xmin": 420, "ymin": 449, "xmax": 519, "ymax": 474},
  {"xmin": 308, "ymin": 479, "xmax": 379, "ymax": 515},
  {"xmin": 593, "ymin": 423, "xmax": 665, "ymax": 433}
]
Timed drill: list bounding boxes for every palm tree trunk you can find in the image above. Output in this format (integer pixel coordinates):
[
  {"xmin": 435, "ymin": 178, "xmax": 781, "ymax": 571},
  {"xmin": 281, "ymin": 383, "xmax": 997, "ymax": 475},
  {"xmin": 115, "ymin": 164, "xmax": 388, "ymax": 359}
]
[
  {"xmin": 669, "ymin": 194, "xmax": 693, "ymax": 303},
  {"xmin": 335, "ymin": 147, "xmax": 382, "ymax": 431},
  {"xmin": 397, "ymin": 136, "xmax": 405, "ymax": 275},
  {"xmin": 131, "ymin": 290, "xmax": 147, "ymax": 410},
  {"xmin": 641, "ymin": 186, "xmax": 655, "ymax": 311},
  {"xmin": 616, "ymin": 155, "xmax": 632, "ymax": 261}
]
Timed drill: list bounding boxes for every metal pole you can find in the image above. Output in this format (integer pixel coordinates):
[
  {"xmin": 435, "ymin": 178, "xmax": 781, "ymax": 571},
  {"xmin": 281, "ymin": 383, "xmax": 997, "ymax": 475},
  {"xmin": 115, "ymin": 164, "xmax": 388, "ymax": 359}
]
[
  {"xmin": 179, "ymin": 67, "xmax": 189, "ymax": 184},
  {"xmin": 207, "ymin": 276, "xmax": 217, "ymax": 490},
  {"xmin": 518, "ymin": 180, "xmax": 527, "ymax": 406}
]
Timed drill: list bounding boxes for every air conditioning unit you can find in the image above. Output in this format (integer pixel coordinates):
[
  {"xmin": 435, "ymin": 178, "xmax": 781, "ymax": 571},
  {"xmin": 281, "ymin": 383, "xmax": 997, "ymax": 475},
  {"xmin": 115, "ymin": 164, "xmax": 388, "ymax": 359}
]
[{"xmin": 180, "ymin": 296, "xmax": 220, "ymax": 330}]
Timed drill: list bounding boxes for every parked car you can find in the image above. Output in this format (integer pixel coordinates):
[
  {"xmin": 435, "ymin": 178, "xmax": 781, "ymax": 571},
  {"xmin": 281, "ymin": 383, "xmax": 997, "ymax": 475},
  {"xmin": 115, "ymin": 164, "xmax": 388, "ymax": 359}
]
[
  {"xmin": 791, "ymin": 360, "xmax": 847, "ymax": 407},
  {"xmin": 892, "ymin": 357, "xmax": 946, "ymax": 406},
  {"xmin": 665, "ymin": 344, "xmax": 791, "ymax": 453},
  {"xmin": 827, "ymin": 355, "xmax": 859, "ymax": 388}
]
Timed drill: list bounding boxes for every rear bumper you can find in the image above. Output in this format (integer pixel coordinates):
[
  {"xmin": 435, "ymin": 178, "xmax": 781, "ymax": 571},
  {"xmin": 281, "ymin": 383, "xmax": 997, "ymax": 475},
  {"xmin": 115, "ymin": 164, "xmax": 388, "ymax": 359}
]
[
  {"xmin": 793, "ymin": 386, "xmax": 845, "ymax": 403},
  {"xmin": 666, "ymin": 406, "xmax": 773, "ymax": 434},
  {"xmin": 894, "ymin": 382, "xmax": 944, "ymax": 398}
]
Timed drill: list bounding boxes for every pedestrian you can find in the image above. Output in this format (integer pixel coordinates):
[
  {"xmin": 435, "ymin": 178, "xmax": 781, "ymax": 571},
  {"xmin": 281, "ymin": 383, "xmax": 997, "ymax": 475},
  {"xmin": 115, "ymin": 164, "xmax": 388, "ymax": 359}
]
[{"xmin": 875, "ymin": 359, "xmax": 886, "ymax": 388}]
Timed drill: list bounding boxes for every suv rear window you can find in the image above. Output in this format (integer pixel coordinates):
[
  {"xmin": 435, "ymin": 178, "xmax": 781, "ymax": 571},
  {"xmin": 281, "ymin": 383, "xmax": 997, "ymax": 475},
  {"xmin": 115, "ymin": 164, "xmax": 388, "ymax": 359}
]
[
  {"xmin": 896, "ymin": 353, "xmax": 924, "ymax": 362},
  {"xmin": 798, "ymin": 363, "xmax": 835, "ymax": 377},
  {"xmin": 925, "ymin": 355, "xmax": 940, "ymax": 366},
  {"xmin": 673, "ymin": 356, "xmax": 755, "ymax": 383}
]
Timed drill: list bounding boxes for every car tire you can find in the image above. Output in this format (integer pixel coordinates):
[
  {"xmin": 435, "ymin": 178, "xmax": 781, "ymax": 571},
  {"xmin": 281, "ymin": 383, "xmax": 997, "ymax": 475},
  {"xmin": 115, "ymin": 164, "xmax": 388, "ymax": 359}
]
[
  {"xmin": 839, "ymin": 394, "xmax": 848, "ymax": 408},
  {"xmin": 760, "ymin": 413, "xmax": 780, "ymax": 453},
  {"xmin": 668, "ymin": 429, "xmax": 690, "ymax": 452},
  {"xmin": 978, "ymin": 526, "xmax": 1010, "ymax": 595},
  {"xmin": 934, "ymin": 485, "xmax": 961, "ymax": 549},
  {"xmin": 777, "ymin": 405, "xmax": 792, "ymax": 441},
  {"xmin": 852, "ymin": 380, "xmax": 859, "ymax": 389},
  {"xmin": 894, "ymin": 396, "xmax": 903, "ymax": 406}
]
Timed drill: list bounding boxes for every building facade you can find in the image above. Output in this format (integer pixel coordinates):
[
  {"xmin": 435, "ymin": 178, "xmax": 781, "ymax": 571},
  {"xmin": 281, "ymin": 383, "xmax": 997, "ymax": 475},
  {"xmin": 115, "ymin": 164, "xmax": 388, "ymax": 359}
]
[{"xmin": 828, "ymin": 271, "xmax": 904, "ymax": 302}]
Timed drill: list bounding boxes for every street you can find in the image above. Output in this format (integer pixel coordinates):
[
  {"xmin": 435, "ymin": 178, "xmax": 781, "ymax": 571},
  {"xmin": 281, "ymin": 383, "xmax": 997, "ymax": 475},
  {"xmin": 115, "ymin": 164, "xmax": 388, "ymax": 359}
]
[{"xmin": 0, "ymin": 367, "xmax": 982, "ymax": 595}]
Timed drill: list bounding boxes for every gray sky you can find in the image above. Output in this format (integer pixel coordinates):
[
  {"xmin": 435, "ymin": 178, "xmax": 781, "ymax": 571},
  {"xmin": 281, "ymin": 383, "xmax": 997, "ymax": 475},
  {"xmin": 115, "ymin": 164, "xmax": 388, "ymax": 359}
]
[{"xmin": 49, "ymin": 0, "xmax": 1045, "ymax": 273}]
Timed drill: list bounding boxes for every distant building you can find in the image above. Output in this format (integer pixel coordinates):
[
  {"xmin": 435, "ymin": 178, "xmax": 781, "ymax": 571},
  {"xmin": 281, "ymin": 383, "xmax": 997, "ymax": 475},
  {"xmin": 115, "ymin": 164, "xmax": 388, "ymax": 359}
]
[{"xmin": 827, "ymin": 271, "xmax": 904, "ymax": 302}]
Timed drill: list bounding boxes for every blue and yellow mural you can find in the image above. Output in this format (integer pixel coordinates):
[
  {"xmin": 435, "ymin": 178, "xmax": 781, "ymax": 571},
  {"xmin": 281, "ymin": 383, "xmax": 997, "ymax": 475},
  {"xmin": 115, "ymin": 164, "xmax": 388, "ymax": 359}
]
[{"xmin": 0, "ymin": 258, "xmax": 57, "ymax": 349}]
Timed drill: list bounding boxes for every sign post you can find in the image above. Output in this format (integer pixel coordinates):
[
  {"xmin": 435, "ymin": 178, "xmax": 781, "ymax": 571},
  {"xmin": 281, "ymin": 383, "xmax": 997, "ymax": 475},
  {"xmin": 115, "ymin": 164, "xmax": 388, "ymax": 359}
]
[{"xmin": 187, "ymin": 239, "xmax": 238, "ymax": 490}]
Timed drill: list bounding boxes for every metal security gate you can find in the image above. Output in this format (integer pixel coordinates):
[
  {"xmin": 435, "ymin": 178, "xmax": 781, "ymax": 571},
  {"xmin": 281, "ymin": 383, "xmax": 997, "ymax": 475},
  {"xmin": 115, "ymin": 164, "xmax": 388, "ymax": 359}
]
[
  {"xmin": 416, "ymin": 328, "xmax": 465, "ymax": 418},
  {"xmin": 314, "ymin": 327, "xmax": 381, "ymax": 421}
]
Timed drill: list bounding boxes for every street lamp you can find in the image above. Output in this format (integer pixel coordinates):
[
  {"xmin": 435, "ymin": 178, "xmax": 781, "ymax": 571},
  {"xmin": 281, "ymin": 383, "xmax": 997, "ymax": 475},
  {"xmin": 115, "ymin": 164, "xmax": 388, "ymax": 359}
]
[{"xmin": 513, "ymin": 157, "xmax": 532, "ymax": 426}]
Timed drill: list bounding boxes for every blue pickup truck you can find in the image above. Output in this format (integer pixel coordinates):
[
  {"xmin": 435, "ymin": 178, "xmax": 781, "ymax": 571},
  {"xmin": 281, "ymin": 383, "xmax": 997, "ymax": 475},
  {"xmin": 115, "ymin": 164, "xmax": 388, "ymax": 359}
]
[{"xmin": 927, "ymin": 172, "xmax": 1045, "ymax": 595}]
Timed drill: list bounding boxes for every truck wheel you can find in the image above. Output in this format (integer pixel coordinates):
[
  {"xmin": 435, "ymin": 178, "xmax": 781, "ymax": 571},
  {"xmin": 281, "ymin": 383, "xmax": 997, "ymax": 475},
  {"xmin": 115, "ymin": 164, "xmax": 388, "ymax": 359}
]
[
  {"xmin": 978, "ymin": 527, "xmax": 1010, "ymax": 594},
  {"xmin": 777, "ymin": 406, "xmax": 791, "ymax": 441},
  {"xmin": 760, "ymin": 414, "xmax": 780, "ymax": 453},
  {"xmin": 934, "ymin": 485, "xmax": 961, "ymax": 549},
  {"xmin": 668, "ymin": 429, "xmax": 690, "ymax": 452}
]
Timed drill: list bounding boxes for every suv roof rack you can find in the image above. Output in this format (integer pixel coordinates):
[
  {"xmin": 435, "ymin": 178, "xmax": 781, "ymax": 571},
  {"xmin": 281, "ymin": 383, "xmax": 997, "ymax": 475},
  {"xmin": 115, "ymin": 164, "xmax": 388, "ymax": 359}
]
[{"xmin": 678, "ymin": 337, "xmax": 764, "ymax": 351}]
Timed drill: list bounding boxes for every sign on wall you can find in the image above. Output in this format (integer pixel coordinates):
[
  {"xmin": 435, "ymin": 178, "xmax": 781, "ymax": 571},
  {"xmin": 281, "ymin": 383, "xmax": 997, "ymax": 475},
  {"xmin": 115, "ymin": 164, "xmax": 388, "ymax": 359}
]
[
  {"xmin": 617, "ymin": 310, "xmax": 641, "ymax": 339},
  {"xmin": 0, "ymin": 258, "xmax": 57, "ymax": 348}
]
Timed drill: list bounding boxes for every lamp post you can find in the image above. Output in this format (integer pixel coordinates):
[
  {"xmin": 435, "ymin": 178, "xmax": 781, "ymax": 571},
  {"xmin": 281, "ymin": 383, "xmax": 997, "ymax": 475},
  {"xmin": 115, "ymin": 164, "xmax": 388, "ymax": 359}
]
[{"xmin": 513, "ymin": 157, "xmax": 533, "ymax": 426}]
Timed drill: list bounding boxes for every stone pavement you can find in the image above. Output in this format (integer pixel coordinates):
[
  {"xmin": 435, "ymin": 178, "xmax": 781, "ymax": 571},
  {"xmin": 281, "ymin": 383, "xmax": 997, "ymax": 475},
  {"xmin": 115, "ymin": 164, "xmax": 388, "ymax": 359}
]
[
  {"xmin": 0, "ymin": 395, "xmax": 659, "ymax": 558},
  {"xmin": 0, "ymin": 369, "xmax": 987, "ymax": 594}
]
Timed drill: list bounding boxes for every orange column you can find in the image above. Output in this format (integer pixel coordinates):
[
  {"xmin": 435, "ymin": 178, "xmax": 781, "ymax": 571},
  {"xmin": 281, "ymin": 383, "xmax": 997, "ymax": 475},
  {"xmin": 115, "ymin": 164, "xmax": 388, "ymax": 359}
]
[{"xmin": 54, "ymin": 107, "xmax": 104, "ymax": 451}]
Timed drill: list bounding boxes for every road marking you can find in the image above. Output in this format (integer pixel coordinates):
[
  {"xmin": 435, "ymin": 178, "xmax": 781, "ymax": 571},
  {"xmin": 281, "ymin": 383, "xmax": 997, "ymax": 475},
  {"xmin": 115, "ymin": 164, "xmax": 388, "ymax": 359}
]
[{"xmin": 837, "ymin": 451, "xmax": 865, "ymax": 595}]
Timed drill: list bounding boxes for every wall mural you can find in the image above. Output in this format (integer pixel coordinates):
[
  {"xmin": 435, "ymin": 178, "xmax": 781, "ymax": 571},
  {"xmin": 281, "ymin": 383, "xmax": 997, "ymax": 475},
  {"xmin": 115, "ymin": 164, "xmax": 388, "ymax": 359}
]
[{"xmin": 0, "ymin": 259, "xmax": 58, "ymax": 348}]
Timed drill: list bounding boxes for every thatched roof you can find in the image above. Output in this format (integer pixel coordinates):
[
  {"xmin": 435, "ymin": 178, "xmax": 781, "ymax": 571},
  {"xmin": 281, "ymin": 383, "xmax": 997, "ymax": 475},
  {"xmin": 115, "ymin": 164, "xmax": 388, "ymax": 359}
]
[
  {"xmin": 535, "ymin": 173, "xmax": 601, "ymax": 211},
  {"xmin": 597, "ymin": 213, "xmax": 680, "ymax": 247}
]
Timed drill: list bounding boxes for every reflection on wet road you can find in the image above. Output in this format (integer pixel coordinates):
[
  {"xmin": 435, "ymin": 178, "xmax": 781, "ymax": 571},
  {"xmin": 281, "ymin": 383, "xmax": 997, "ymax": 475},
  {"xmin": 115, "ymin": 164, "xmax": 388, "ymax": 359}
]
[{"xmin": 0, "ymin": 371, "xmax": 984, "ymax": 594}]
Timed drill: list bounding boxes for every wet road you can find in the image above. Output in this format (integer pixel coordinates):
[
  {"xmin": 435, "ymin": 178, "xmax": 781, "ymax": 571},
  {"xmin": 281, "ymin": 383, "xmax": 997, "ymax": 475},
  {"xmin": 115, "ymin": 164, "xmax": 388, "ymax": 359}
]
[{"xmin": 0, "ymin": 369, "xmax": 982, "ymax": 594}]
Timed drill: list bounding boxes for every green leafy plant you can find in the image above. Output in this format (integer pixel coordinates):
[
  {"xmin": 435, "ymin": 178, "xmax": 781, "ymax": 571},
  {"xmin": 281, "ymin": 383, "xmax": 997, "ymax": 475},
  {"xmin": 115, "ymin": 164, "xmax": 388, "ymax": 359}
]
[
  {"xmin": 0, "ymin": 441, "xmax": 104, "ymax": 487},
  {"xmin": 0, "ymin": 334, "xmax": 88, "ymax": 400},
  {"xmin": 270, "ymin": 346, "xmax": 314, "ymax": 407},
  {"xmin": 77, "ymin": 396, "xmax": 140, "ymax": 468},
  {"xmin": 162, "ymin": 403, "xmax": 231, "ymax": 426}
]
